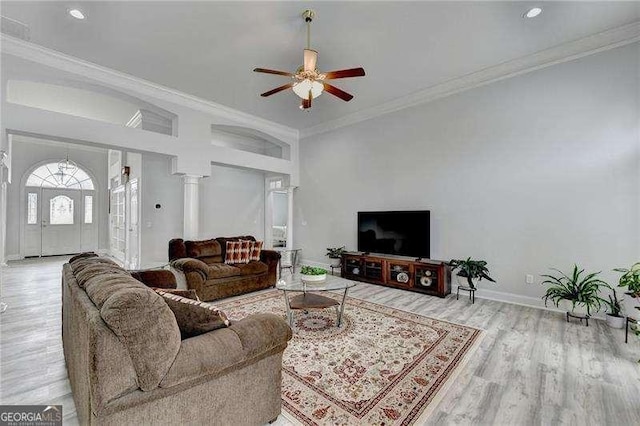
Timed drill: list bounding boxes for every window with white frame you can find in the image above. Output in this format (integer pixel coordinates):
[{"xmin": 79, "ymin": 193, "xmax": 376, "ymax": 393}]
[{"xmin": 27, "ymin": 192, "xmax": 37, "ymax": 224}]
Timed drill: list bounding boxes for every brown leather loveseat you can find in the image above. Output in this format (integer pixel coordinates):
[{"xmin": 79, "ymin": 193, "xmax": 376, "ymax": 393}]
[{"xmin": 169, "ymin": 236, "xmax": 280, "ymax": 301}]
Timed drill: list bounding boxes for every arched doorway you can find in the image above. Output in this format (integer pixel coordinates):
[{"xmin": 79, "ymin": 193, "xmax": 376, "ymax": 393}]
[{"xmin": 22, "ymin": 161, "xmax": 97, "ymax": 256}]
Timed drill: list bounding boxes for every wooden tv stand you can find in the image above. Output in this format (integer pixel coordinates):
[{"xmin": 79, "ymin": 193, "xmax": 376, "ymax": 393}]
[{"xmin": 341, "ymin": 252, "xmax": 451, "ymax": 297}]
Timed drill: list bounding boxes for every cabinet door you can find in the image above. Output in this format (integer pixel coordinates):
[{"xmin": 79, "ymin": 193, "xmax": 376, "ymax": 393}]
[
  {"xmin": 343, "ymin": 256, "xmax": 363, "ymax": 277},
  {"xmin": 387, "ymin": 261, "xmax": 412, "ymax": 287},
  {"xmin": 415, "ymin": 265, "xmax": 440, "ymax": 292}
]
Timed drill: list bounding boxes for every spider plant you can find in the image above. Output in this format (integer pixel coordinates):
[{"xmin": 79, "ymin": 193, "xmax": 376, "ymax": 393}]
[
  {"xmin": 541, "ymin": 265, "xmax": 610, "ymax": 316},
  {"xmin": 603, "ymin": 289, "xmax": 623, "ymax": 317},
  {"xmin": 449, "ymin": 258, "xmax": 495, "ymax": 290}
]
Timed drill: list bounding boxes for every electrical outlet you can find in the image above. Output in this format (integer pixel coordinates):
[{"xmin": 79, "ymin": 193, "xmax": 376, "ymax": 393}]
[{"xmin": 525, "ymin": 274, "xmax": 534, "ymax": 284}]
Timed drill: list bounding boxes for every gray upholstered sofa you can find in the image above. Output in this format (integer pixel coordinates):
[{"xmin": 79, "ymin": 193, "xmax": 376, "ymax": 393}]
[{"xmin": 62, "ymin": 255, "xmax": 292, "ymax": 425}]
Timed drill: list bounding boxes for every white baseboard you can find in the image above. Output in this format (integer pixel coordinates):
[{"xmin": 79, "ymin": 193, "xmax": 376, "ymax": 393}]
[
  {"xmin": 6, "ymin": 254, "xmax": 24, "ymax": 261},
  {"xmin": 300, "ymin": 258, "xmax": 607, "ymax": 320}
]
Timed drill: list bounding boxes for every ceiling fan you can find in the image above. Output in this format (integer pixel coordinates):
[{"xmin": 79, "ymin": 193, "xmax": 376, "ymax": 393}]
[{"xmin": 254, "ymin": 9, "xmax": 365, "ymax": 110}]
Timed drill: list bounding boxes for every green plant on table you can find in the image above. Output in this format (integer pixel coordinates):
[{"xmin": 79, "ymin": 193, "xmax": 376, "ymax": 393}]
[
  {"xmin": 614, "ymin": 262, "xmax": 640, "ymax": 297},
  {"xmin": 541, "ymin": 265, "xmax": 610, "ymax": 316},
  {"xmin": 326, "ymin": 246, "xmax": 346, "ymax": 259},
  {"xmin": 448, "ymin": 258, "xmax": 496, "ymax": 290},
  {"xmin": 300, "ymin": 266, "xmax": 327, "ymax": 275}
]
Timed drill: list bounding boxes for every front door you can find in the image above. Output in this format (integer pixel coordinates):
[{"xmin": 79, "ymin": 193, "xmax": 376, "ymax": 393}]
[{"xmin": 41, "ymin": 188, "xmax": 82, "ymax": 256}]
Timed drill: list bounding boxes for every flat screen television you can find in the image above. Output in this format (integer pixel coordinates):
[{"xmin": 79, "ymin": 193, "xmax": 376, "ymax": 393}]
[{"xmin": 357, "ymin": 210, "xmax": 430, "ymax": 258}]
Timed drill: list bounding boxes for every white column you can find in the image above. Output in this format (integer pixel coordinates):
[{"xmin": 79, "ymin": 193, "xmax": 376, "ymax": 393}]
[
  {"xmin": 183, "ymin": 175, "xmax": 202, "ymax": 240},
  {"xmin": 286, "ymin": 186, "xmax": 296, "ymax": 249}
]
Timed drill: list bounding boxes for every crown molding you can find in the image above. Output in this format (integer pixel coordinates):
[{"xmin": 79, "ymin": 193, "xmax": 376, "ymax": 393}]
[
  {"xmin": 0, "ymin": 35, "xmax": 299, "ymax": 143},
  {"xmin": 301, "ymin": 21, "xmax": 640, "ymax": 139}
]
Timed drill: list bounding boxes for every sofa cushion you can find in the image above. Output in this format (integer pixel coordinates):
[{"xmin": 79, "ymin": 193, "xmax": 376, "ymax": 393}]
[
  {"xmin": 100, "ymin": 287, "xmax": 182, "ymax": 391},
  {"xmin": 71, "ymin": 258, "xmax": 131, "ymax": 289},
  {"xmin": 156, "ymin": 290, "xmax": 230, "ymax": 339},
  {"xmin": 185, "ymin": 239, "xmax": 223, "ymax": 264},
  {"xmin": 225, "ymin": 241, "xmax": 243, "ymax": 264},
  {"xmin": 85, "ymin": 275, "xmax": 146, "ymax": 309},
  {"xmin": 249, "ymin": 240, "xmax": 264, "ymax": 262},
  {"xmin": 237, "ymin": 261, "xmax": 269, "ymax": 276},
  {"xmin": 69, "ymin": 252, "xmax": 98, "ymax": 263},
  {"xmin": 207, "ymin": 263, "xmax": 242, "ymax": 279}
]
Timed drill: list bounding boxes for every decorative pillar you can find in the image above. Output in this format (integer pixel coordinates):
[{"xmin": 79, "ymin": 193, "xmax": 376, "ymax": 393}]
[
  {"xmin": 286, "ymin": 186, "xmax": 296, "ymax": 249},
  {"xmin": 183, "ymin": 175, "xmax": 202, "ymax": 240}
]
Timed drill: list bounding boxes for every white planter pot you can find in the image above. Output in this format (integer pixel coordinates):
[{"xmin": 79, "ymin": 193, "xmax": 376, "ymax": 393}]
[
  {"xmin": 300, "ymin": 273, "xmax": 327, "ymax": 283},
  {"xmin": 605, "ymin": 314, "xmax": 625, "ymax": 329},
  {"xmin": 329, "ymin": 258, "xmax": 342, "ymax": 268},
  {"xmin": 456, "ymin": 275, "xmax": 480, "ymax": 289}
]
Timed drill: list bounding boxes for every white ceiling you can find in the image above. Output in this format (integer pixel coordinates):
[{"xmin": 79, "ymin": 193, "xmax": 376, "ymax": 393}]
[{"xmin": 2, "ymin": 1, "xmax": 639, "ymax": 130}]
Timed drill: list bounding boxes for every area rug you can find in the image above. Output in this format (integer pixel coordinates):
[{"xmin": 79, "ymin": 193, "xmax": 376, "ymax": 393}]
[{"xmin": 218, "ymin": 290, "xmax": 484, "ymax": 425}]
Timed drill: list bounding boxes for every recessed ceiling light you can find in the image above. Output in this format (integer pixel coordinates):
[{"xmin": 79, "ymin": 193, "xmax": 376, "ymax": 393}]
[
  {"xmin": 68, "ymin": 9, "xmax": 85, "ymax": 20},
  {"xmin": 524, "ymin": 7, "xmax": 542, "ymax": 19}
]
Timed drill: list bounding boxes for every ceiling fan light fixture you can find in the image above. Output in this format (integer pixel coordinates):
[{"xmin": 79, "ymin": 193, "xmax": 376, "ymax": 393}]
[
  {"xmin": 524, "ymin": 7, "xmax": 542, "ymax": 18},
  {"xmin": 292, "ymin": 79, "xmax": 323, "ymax": 99}
]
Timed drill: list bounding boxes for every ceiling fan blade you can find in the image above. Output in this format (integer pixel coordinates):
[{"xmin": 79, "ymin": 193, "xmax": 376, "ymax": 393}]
[
  {"xmin": 253, "ymin": 68, "xmax": 294, "ymax": 77},
  {"xmin": 323, "ymin": 67, "xmax": 366, "ymax": 80},
  {"xmin": 322, "ymin": 83, "xmax": 354, "ymax": 102},
  {"xmin": 260, "ymin": 83, "xmax": 294, "ymax": 97},
  {"xmin": 303, "ymin": 49, "xmax": 318, "ymax": 72}
]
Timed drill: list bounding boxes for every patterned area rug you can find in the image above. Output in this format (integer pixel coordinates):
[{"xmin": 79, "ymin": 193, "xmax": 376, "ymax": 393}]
[{"xmin": 218, "ymin": 290, "xmax": 483, "ymax": 425}]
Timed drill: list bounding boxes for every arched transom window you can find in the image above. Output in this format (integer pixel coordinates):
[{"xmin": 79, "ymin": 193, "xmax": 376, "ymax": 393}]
[{"xmin": 26, "ymin": 163, "xmax": 95, "ymax": 190}]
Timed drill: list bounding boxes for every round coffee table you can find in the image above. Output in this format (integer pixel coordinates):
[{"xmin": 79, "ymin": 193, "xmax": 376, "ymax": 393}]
[{"xmin": 276, "ymin": 275, "xmax": 356, "ymax": 327}]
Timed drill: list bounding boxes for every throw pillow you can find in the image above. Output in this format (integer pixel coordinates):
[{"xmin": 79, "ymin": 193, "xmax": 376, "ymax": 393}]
[
  {"xmin": 156, "ymin": 290, "xmax": 230, "ymax": 339},
  {"xmin": 249, "ymin": 240, "xmax": 264, "ymax": 262},
  {"xmin": 153, "ymin": 288, "xmax": 199, "ymax": 300},
  {"xmin": 224, "ymin": 241, "xmax": 242, "ymax": 264},
  {"xmin": 238, "ymin": 240, "xmax": 253, "ymax": 264}
]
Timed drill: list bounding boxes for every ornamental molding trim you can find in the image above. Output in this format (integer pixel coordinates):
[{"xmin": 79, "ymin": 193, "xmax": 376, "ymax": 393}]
[
  {"xmin": 1, "ymin": 34, "xmax": 299, "ymax": 143},
  {"xmin": 300, "ymin": 21, "xmax": 640, "ymax": 138}
]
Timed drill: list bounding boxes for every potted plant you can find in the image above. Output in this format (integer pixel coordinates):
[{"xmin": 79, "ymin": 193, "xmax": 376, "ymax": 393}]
[
  {"xmin": 541, "ymin": 265, "xmax": 610, "ymax": 317},
  {"xmin": 615, "ymin": 262, "xmax": 640, "ymax": 320},
  {"xmin": 300, "ymin": 266, "xmax": 327, "ymax": 283},
  {"xmin": 326, "ymin": 246, "xmax": 346, "ymax": 268},
  {"xmin": 448, "ymin": 258, "xmax": 496, "ymax": 290},
  {"xmin": 603, "ymin": 289, "xmax": 625, "ymax": 328}
]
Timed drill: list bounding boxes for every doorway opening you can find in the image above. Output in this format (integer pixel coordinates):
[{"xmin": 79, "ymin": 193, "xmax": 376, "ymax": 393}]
[{"xmin": 22, "ymin": 161, "xmax": 97, "ymax": 257}]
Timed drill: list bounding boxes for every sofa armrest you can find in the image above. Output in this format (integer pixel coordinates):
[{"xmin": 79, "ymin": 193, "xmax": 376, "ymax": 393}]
[
  {"xmin": 229, "ymin": 313, "xmax": 292, "ymax": 358},
  {"xmin": 170, "ymin": 258, "xmax": 208, "ymax": 281},
  {"xmin": 159, "ymin": 314, "xmax": 291, "ymax": 389},
  {"xmin": 260, "ymin": 249, "xmax": 281, "ymax": 266},
  {"xmin": 129, "ymin": 269, "xmax": 177, "ymax": 289}
]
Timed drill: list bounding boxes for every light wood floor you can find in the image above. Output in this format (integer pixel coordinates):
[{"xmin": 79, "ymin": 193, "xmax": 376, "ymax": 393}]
[{"xmin": 1, "ymin": 257, "xmax": 639, "ymax": 425}]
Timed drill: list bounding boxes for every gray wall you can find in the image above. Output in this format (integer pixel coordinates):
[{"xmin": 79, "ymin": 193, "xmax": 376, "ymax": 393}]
[
  {"xmin": 200, "ymin": 165, "xmax": 265, "ymax": 240},
  {"xmin": 6, "ymin": 138, "xmax": 109, "ymax": 257},
  {"xmin": 140, "ymin": 153, "xmax": 183, "ymax": 266},
  {"xmin": 295, "ymin": 44, "xmax": 639, "ymax": 300}
]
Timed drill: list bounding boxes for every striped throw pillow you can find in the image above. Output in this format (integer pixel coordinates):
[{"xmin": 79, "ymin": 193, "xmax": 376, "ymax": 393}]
[
  {"xmin": 249, "ymin": 240, "xmax": 263, "ymax": 262},
  {"xmin": 156, "ymin": 290, "xmax": 230, "ymax": 339},
  {"xmin": 224, "ymin": 241, "xmax": 242, "ymax": 264}
]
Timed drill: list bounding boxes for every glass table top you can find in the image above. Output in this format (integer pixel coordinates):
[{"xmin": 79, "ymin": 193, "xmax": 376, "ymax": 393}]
[{"xmin": 276, "ymin": 273, "xmax": 356, "ymax": 292}]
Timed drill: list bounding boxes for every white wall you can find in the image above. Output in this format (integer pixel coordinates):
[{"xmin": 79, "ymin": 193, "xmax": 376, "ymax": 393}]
[
  {"xmin": 200, "ymin": 165, "xmax": 265, "ymax": 240},
  {"xmin": 6, "ymin": 137, "xmax": 109, "ymax": 257},
  {"xmin": 140, "ymin": 153, "xmax": 183, "ymax": 266},
  {"xmin": 296, "ymin": 43, "xmax": 639, "ymax": 301}
]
